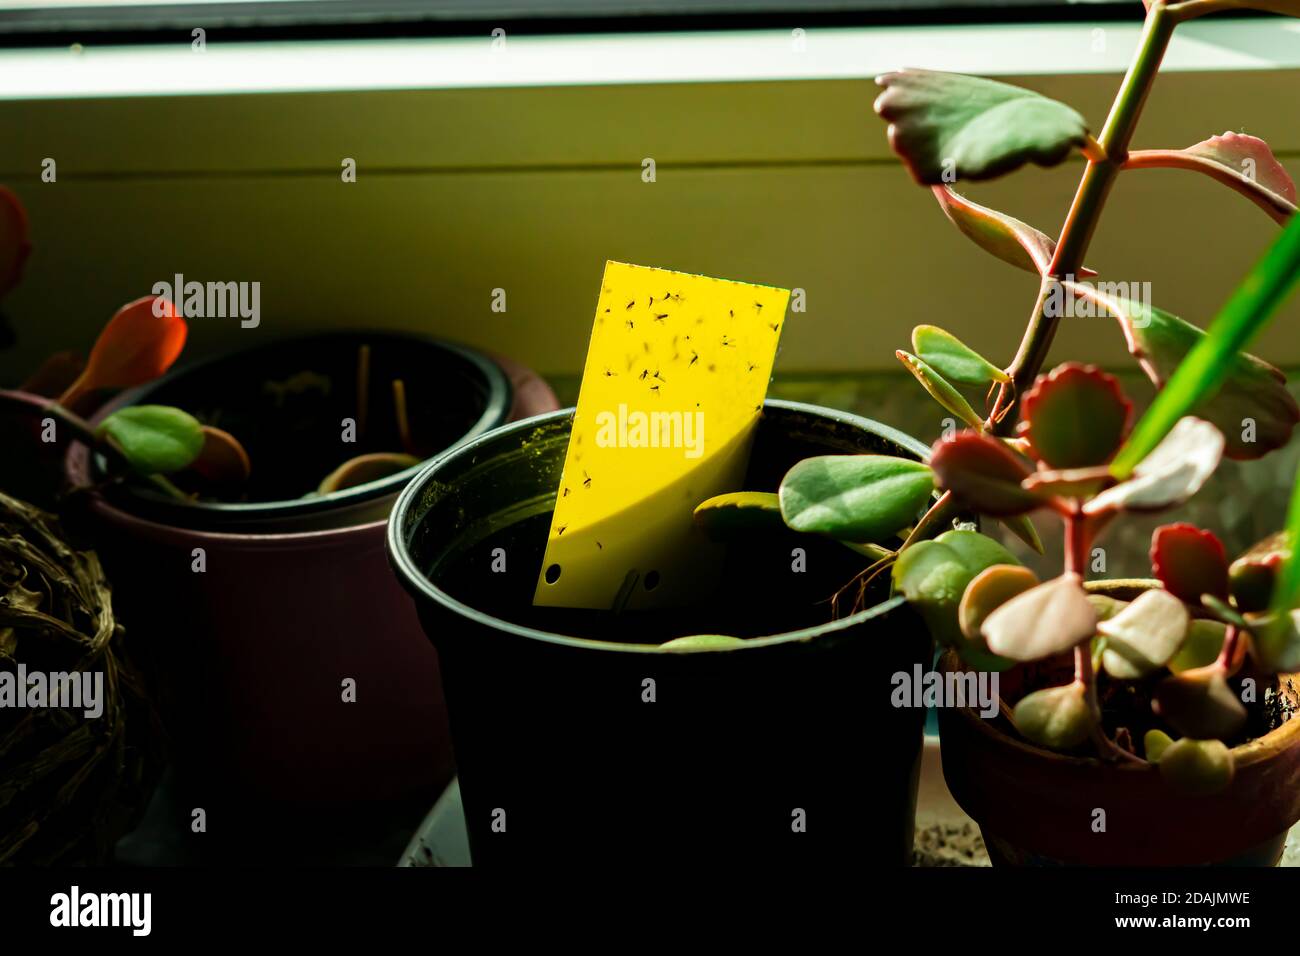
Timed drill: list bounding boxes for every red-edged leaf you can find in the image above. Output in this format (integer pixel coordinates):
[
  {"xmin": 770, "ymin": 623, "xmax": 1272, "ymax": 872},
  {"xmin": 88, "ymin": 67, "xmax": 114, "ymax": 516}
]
[
  {"xmin": 931, "ymin": 186, "xmax": 1098, "ymax": 278},
  {"xmin": 0, "ymin": 186, "xmax": 32, "ymax": 299},
  {"xmin": 1151, "ymin": 523, "xmax": 1229, "ymax": 604},
  {"xmin": 1020, "ymin": 363, "xmax": 1132, "ymax": 469},
  {"xmin": 1125, "ymin": 132, "xmax": 1296, "ymax": 225},
  {"xmin": 59, "ymin": 296, "xmax": 187, "ymax": 408},
  {"xmin": 1084, "ymin": 417, "xmax": 1224, "ymax": 516},
  {"xmin": 930, "ymin": 430, "xmax": 1043, "ymax": 516}
]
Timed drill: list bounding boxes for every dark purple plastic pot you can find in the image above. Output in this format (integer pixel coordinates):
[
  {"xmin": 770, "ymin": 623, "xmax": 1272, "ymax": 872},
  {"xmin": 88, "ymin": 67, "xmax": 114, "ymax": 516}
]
[
  {"xmin": 388, "ymin": 400, "xmax": 937, "ymax": 866},
  {"xmin": 65, "ymin": 332, "xmax": 557, "ymax": 807}
]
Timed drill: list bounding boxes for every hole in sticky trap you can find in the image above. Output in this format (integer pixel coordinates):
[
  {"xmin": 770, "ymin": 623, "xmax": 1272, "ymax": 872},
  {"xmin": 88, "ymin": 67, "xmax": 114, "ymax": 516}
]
[
  {"xmin": 644, "ymin": 570, "xmax": 661, "ymax": 591},
  {"xmin": 544, "ymin": 563, "xmax": 562, "ymax": 584}
]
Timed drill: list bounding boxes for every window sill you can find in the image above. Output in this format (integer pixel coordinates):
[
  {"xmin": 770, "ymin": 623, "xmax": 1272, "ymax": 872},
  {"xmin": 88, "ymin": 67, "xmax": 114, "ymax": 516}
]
[{"xmin": 0, "ymin": 16, "xmax": 1296, "ymax": 100}]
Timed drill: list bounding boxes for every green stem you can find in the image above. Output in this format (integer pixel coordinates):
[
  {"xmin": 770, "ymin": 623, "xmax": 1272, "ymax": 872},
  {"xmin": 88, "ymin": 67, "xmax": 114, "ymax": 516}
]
[
  {"xmin": 900, "ymin": 489, "xmax": 959, "ymax": 550},
  {"xmin": 993, "ymin": 2, "xmax": 1176, "ymax": 435}
]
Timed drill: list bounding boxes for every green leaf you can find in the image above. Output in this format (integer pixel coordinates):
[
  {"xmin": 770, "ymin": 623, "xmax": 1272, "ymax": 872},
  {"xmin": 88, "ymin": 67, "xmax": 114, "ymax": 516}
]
[
  {"xmin": 1118, "ymin": 300, "xmax": 1297, "ymax": 461},
  {"xmin": 1103, "ymin": 214, "xmax": 1300, "ymax": 474},
  {"xmin": 693, "ymin": 491, "xmax": 785, "ymax": 540},
  {"xmin": 659, "ymin": 634, "xmax": 747, "ymax": 652},
  {"xmin": 1202, "ymin": 593, "xmax": 1250, "ymax": 630},
  {"xmin": 779, "ymin": 455, "xmax": 934, "ymax": 543},
  {"xmin": 1230, "ymin": 530, "xmax": 1290, "ymax": 612},
  {"xmin": 1144, "ymin": 728, "xmax": 1174, "ymax": 763},
  {"xmin": 1272, "ymin": 467, "xmax": 1300, "ymax": 617},
  {"xmin": 981, "ymin": 572, "xmax": 1098, "ymax": 662},
  {"xmin": 1020, "ymin": 363, "xmax": 1132, "ymax": 469},
  {"xmin": 1169, "ymin": 619, "xmax": 1228, "ymax": 674},
  {"xmin": 958, "ymin": 564, "xmax": 1039, "ymax": 641},
  {"xmin": 1000, "ymin": 513, "xmax": 1044, "ymax": 554},
  {"xmin": 895, "ymin": 351, "xmax": 984, "ymax": 428},
  {"xmin": 892, "ymin": 529, "xmax": 1019, "ymax": 668},
  {"xmin": 934, "ymin": 526, "xmax": 1022, "ymax": 574},
  {"xmin": 1153, "ymin": 665, "xmax": 1247, "ymax": 740},
  {"xmin": 97, "ymin": 404, "xmax": 205, "ymax": 474},
  {"xmin": 1097, "ymin": 589, "xmax": 1190, "ymax": 679},
  {"xmin": 1249, "ymin": 609, "xmax": 1300, "ymax": 673},
  {"xmin": 1158, "ymin": 737, "xmax": 1234, "ymax": 796},
  {"xmin": 912, "ymin": 324, "xmax": 1009, "ymax": 387},
  {"xmin": 1013, "ymin": 683, "xmax": 1094, "ymax": 750},
  {"xmin": 1087, "ymin": 593, "xmax": 1128, "ymax": 623},
  {"xmin": 873, "ymin": 69, "xmax": 1089, "ymax": 185}
]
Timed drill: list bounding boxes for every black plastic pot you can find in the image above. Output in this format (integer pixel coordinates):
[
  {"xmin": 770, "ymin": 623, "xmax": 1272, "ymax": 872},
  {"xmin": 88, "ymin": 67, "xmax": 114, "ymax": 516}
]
[{"xmin": 388, "ymin": 400, "xmax": 936, "ymax": 866}]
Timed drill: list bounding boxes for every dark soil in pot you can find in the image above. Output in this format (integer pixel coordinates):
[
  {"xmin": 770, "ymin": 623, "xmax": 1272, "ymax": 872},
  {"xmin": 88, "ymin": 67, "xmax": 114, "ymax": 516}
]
[
  {"xmin": 938, "ymin": 581, "xmax": 1300, "ymax": 867},
  {"xmin": 390, "ymin": 400, "xmax": 942, "ymax": 867},
  {"xmin": 81, "ymin": 330, "xmax": 510, "ymax": 533}
]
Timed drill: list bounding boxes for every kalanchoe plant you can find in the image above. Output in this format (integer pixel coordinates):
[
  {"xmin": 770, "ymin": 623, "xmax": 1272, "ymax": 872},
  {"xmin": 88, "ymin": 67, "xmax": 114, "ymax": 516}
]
[
  {"xmin": 923, "ymin": 358, "xmax": 1300, "ymax": 793},
  {"xmin": 699, "ymin": 0, "xmax": 1300, "ymax": 585},
  {"xmin": 694, "ymin": 0, "xmax": 1300, "ymax": 785},
  {"xmin": 870, "ymin": 0, "xmax": 1300, "ymax": 551}
]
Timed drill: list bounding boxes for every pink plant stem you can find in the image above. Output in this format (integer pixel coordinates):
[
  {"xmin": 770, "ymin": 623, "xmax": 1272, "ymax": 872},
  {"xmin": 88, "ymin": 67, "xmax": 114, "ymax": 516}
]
[
  {"xmin": 1216, "ymin": 623, "xmax": 1241, "ymax": 673},
  {"xmin": 1067, "ymin": 508, "xmax": 1137, "ymax": 762}
]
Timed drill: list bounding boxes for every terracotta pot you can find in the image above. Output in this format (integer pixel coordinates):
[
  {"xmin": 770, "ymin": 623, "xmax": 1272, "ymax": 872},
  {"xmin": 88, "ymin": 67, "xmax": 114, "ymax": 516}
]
[
  {"xmin": 938, "ymin": 579, "xmax": 1300, "ymax": 866},
  {"xmin": 389, "ymin": 401, "xmax": 938, "ymax": 866},
  {"xmin": 63, "ymin": 332, "xmax": 558, "ymax": 808}
]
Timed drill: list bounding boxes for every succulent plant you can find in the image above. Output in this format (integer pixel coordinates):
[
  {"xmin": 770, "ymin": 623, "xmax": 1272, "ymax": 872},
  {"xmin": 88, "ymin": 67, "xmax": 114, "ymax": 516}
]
[
  {"xmin": 0, "ymin": 189, "xmax": 417, "ymax": 500},
  {"xmin": 696, "ymin": 0, "xmax": 1300, "ymax": 792},
  {"xmin": 925, "ymin": 359, "xmax": 1300, "ymax": 791}
]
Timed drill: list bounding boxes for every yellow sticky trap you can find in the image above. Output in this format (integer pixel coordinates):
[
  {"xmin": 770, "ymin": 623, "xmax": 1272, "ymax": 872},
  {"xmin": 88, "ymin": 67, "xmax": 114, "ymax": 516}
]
[{"xmin": 534, "ymin": 261, "xmax": 788, "ymax": 611}]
